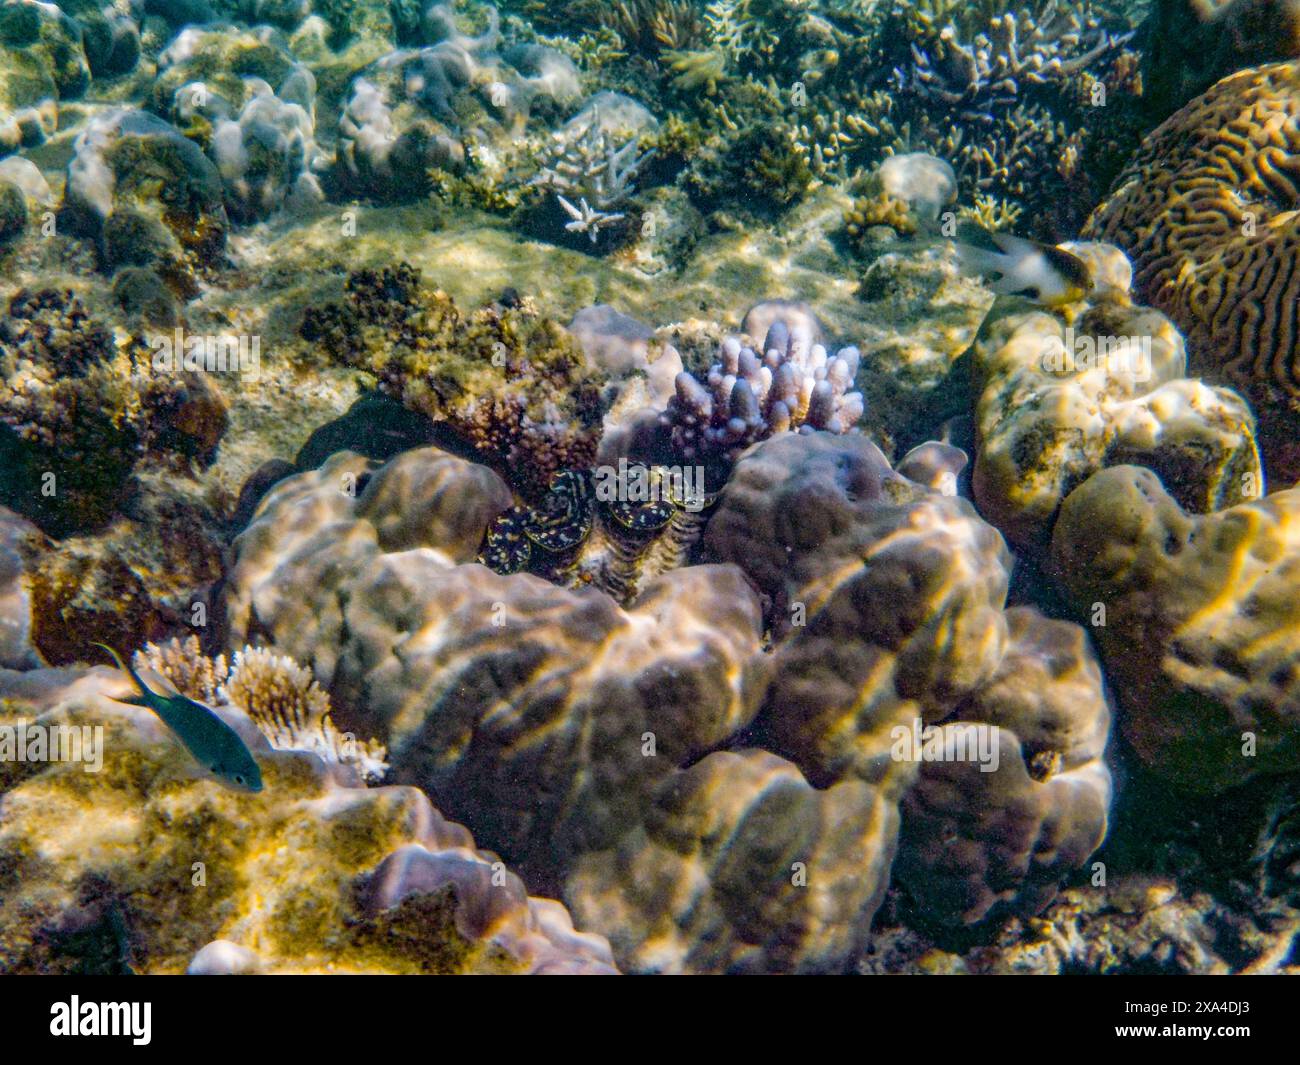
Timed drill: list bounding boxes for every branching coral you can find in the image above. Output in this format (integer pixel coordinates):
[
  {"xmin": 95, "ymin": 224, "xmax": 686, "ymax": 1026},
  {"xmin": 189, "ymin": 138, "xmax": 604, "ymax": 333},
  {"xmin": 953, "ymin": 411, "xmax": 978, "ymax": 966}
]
[
  {"xmin": 131, "ymin": 636, "xmax": 390, "ymax": 782},
  {"xmin": 529, "ymin": 111, "xmax": 655, "ymax": 214},
  {"xmin": 659, "ymin": 318, "xmax": 865, "ymax": 470},
  {"xmin": 223, "ymin": 646, "xmax": 390, "ymax": 783}
]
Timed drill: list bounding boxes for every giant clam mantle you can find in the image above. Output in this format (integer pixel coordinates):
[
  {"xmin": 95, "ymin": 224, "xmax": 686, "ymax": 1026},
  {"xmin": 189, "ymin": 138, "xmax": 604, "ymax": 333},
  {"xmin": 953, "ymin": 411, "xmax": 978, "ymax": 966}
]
[{"xmin": 479, "ymin": 464, "xmax": 717, "ymax": 604}]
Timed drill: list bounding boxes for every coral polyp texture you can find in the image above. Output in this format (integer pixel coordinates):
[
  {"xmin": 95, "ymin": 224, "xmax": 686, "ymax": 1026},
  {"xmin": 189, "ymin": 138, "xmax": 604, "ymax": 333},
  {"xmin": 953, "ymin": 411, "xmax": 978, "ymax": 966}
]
[
  {"xmin": 970, "ymin": 241, "xmax": 1263, "ymax": 549},
  {"xmin": 1050, "ymin": 465, "xmax": 1300, "ymax": 794},
  {"xmin": 1084, "ymin": 60, "xmax": 1300, "ymax": 486}
]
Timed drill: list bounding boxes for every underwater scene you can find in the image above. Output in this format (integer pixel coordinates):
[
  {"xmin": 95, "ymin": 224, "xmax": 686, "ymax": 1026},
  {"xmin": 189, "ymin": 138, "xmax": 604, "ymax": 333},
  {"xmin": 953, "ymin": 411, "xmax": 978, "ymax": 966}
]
[{"xmin": 0, "ymin": 0, "xmax": 1299, "ymax": 983}]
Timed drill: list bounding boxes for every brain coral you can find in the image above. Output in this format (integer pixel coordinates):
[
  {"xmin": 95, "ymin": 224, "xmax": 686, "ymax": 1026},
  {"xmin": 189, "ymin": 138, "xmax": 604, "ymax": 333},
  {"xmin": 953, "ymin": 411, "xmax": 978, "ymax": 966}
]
[
  {"xmin": 0, "ymin": 666, "xmax": 615, "ymax": 973},
  {"xmin": 1083, "ymin": 61, "xmax": 1300, "ymax": 485},
  {"xmin": 970, "ymin": 242, "xmax": 1262, "ymax": 549},
  {"xmin": 1050, "ymin": 464, "xmax": 1300, "ymax": 794}
]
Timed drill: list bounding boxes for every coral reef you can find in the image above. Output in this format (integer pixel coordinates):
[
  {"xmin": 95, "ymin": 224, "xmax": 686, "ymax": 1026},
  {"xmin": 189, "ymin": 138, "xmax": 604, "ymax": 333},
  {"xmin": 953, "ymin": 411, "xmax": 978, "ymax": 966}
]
[
  {"xmin": 60, "ymin": 109, "xmax": 229, "ymax": 288},
  {"xmin": 216, "ymin": 431, "xmax": 1110, "ymax": 971},
  {"xmin": 970, "ymin": 241, "xmax": 1263, "ymax": 549},
  {"xmin": 704, "ymin": 432, "xmax": 1111, "ymax": 930},
  {"xmin": 301, "ymin": 263, "xmax": 607, "ymax": 498},
  {"xmin": 0, "ymin": 666, "xmax": 616, "ymax": 974},
  {"xmin": 3, "ymin": 0, "xmax": 1297, "ymax": 983},
  {"xmin": 1084, "ymin": 60, "xmax": 1300, "ymax": 486},
  {"xmin": 0, "ymin": 287, "xmax": 229, "ymax": 536},
  {"xmin": 1050, "ymin": 465, "xmax": 1300, "ymax": 794}
]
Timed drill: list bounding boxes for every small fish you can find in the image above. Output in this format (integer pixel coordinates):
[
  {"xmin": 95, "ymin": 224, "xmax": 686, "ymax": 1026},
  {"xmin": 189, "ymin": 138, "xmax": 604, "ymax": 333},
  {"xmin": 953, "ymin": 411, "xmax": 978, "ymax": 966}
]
[
  {"xmin": 954, "ymin": 227, "xmax": 1093, "ymax": 307},
  {"xmin": 93, "ymin": 643, "xmax": 263, "ymax": 793}
]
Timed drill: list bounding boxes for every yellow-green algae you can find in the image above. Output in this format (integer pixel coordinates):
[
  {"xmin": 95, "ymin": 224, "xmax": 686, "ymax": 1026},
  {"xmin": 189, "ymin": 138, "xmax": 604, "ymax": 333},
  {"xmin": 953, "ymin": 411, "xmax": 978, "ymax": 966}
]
[{"xmin": 0, "ymin": 684, "xmax": 555, "ymax": 974}]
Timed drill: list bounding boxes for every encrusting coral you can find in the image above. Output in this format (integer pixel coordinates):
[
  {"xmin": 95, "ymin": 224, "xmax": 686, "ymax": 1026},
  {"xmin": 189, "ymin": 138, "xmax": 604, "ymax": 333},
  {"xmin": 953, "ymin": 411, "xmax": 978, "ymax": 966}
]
[
  {"xmin": 1084, "ymin": 59, "xmax": 1300, "ymax": 486},
  {"xmin": 300, "ymin": 262, "xmax": 607, "ymax": 500},
  {"xmin": 0, "ymin": 287, "xmax": 229, "ymax": 537},
  {"xmin": 0, "ymin": 666, "xmax": 615, "ymax": 974}
]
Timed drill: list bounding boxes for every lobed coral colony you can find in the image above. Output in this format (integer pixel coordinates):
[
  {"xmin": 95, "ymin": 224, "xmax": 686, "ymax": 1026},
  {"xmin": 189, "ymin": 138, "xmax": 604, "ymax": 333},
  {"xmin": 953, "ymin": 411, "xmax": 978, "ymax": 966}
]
[{"xmin": 2, "ymin": 0, "xmax": 1300, "ymax": 980}]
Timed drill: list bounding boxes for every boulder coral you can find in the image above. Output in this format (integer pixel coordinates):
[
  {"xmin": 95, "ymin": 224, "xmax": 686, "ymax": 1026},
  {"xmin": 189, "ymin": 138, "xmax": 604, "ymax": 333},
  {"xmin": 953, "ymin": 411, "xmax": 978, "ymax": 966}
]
[
  {"xmin": 60, "ymin": 108, "xmax": 229, "ymax": 288},
  {"xmin": 219, "ymin": 435, "xmax": 1111, "ymax": 970},
  {"xmin": 0, "ymin": 666, "xmax": 616, "ymax": 974},
  {"xmin": 705, "ymin": 432, "xmax": 1113, "ymax": 928},
  {"xmin": 0, "ymin": 0, "xmax": 91, "ymax": 156},
  {"xmin": 220, "ymin": 447, "xmax": 768, "ymax": 885},
  {"xmin": 1084, "ymin": 60, "xmax": 1300, "ymax": 485},
  {"xmin": 1050, "ymin": 464, "xmax": 1300, "ymax": 794},
  {"xmin": 970, "ymin": 241, "xmax": 1262, "ymax": 550}
]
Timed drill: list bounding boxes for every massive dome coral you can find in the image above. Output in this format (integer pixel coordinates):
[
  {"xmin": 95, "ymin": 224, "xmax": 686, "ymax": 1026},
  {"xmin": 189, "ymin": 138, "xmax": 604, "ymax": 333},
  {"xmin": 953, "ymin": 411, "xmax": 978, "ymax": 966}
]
[
  {"xmin": 1050, "ymin": 464, "xmax": 1300, "ymax": 794},
  {"xmin": 970, "ymin": 242, "xmax": 1263, "ymax": 549},
  {"xmin": 216, "ymin": 433, "xmax": 1112, "ymax": 971},
  {"xmin": 1084, "ymin": 60, "xmax": 1300, "ymax": 485}
]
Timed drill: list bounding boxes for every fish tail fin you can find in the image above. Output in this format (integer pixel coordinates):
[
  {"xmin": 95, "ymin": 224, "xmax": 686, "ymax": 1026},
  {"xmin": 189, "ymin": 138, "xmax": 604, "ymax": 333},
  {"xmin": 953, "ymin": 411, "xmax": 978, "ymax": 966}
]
[
  {"xmin": 92, "ymin": 641, "xmax": 151, "ymax": 704},
  {"xmin": 989, "ymin": 231, "xmax": 1040, "ymax": 258},
  {"xmin": 91, "ymin": 642, "xmax": 130, "ymax": 674}
]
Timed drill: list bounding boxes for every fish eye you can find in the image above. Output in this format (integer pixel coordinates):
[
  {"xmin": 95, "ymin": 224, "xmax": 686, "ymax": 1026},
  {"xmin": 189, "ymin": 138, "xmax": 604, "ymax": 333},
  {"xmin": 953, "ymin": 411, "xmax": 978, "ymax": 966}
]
[{"xmin": 234, "ymin": 774, "xmax": 245, "ymax": 786}]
